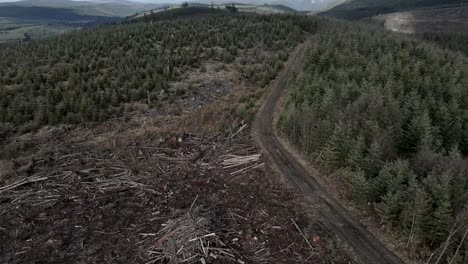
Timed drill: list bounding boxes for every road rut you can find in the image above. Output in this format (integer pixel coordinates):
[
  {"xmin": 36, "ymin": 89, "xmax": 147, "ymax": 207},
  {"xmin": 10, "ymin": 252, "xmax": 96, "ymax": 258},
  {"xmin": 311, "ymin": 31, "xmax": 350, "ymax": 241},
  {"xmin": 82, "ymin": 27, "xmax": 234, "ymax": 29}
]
[{"xmin": 254, "ymin": 41, "xmax": 405, "ymax": 264}]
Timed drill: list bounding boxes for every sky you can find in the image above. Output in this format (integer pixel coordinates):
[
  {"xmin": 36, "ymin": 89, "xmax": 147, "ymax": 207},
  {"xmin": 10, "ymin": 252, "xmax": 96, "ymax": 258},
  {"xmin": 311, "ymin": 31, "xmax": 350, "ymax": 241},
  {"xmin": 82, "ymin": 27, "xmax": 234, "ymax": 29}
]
[
  {"xmin": 0, "ymin": 0, "xmax": 336, "ymax": 11},
  {"xmin": 0, "ymin": 0, "xmax": 180, "ymax": 2}
]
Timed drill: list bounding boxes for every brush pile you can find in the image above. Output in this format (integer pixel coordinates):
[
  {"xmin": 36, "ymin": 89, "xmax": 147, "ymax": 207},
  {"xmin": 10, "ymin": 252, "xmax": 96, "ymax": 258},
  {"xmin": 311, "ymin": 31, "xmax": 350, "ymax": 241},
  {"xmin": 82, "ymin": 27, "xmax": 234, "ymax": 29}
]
[
  {"xmin": 148, "ymin": 209, "xmax": 236, "ymax": 264},
  {"xmin": 0, "ymin": 132, "xmax": 349, "ymax": 264}
]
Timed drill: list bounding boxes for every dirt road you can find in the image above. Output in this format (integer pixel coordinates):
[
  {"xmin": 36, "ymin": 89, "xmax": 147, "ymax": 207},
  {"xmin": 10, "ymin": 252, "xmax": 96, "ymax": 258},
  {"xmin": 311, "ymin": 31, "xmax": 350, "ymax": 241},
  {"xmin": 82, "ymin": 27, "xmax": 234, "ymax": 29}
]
[{"xmin": 254, "ymin": 41, "xmax": 405, "ymax": 264}]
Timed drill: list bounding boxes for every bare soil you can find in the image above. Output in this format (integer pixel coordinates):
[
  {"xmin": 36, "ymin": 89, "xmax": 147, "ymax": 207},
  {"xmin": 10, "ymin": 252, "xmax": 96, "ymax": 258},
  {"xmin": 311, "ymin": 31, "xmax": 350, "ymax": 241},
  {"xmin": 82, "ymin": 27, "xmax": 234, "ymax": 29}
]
[{"xmin": 0, "ymin": 47, "xmax": 351, "ymax": 264}]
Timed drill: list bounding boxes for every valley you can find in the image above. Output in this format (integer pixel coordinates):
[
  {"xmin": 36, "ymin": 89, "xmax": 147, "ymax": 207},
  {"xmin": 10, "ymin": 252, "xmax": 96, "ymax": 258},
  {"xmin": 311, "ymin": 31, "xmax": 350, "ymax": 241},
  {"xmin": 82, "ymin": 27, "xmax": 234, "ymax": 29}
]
[{"xmin": 0, "ymin": 0, "xmax": 162, "ymax": 43}]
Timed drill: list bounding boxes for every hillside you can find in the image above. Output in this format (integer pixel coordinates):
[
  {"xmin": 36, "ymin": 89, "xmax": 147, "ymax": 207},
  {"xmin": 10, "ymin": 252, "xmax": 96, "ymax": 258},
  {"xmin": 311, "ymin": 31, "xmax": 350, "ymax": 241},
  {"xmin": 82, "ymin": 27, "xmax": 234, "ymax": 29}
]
[
  {"xmin": 320, "ymin": 0, "xmax": 468, "ymax": 56},
  {"xmin": 235, "ymin": 3, "xmax": 297, "ymax": 14},
  {"xmin": 0, "ymin": 12, "xmax": 355, "ymax": 264},
  {"xmin": 0, "ymin": 5, "xmax": 119, "ymax": 43},
  {"xmin": 132, "ymin": 3, "xmax": 298, "ymax": 19},
  {"xmin": 178, "ymin": 0, "xmax": 337, "ymax": 11},
  {"xmin": 279, "ymin": 18, "xmax": 468, "ymax": 263},
  {"xmin": 371, "ymin": 6, "xmax": 468, "ymax": 34},
  {"xmin": 0, "ymin": 0, "xmax": 161, "ymax": 43},
  {"xmin": 0, "ymin": 0, "xmax": 162, "ymax": 17},
  {"xmin": 321, "ymin": 0, "xmax": 466, "ymax": 20},
  {"xmin": 0, "ymin": 6, "xmax": 119, "ymax": 22}
]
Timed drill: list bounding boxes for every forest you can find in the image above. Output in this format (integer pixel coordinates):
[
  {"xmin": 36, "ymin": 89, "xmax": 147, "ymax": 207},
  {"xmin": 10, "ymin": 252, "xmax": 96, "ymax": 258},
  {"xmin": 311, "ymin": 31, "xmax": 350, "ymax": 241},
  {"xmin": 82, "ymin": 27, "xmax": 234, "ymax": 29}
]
[
  {"xmin": 279, "ymin": 21, "xmax": 468, "ymax": 261},
  {"xmin": 420, "ymin": 32, "xmax": 468, "ymax": 57},
  {"xmin": 0, "ymin": 13, "xmax": 317, "ymax": 141}
]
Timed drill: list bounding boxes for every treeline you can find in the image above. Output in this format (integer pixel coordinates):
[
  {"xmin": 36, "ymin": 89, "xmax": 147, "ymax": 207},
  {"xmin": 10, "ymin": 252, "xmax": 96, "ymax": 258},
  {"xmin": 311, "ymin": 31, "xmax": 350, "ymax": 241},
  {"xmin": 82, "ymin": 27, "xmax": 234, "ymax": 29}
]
[
  {"xmin": 134, "ymin": 6, "xmax": 224, "ymax": 22},
  {"xmin": 0, "ymin": 14, "xmax": 315, "ymax": 139},
  {"xmin": 279, "ymin": 21, "xmax": 468, "ymax": 261}
]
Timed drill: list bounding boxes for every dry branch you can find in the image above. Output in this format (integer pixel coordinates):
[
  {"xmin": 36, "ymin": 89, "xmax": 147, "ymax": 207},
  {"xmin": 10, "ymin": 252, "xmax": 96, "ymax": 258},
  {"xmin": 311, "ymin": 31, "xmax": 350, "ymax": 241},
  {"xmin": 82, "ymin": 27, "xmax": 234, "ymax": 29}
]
[
  {"xmin": 291, "ymin": 218, "xmax": 314, "ymax": 252},
  {"xmin": 147, "ymin": 209, "xmax": 237, "ymax": 264}
]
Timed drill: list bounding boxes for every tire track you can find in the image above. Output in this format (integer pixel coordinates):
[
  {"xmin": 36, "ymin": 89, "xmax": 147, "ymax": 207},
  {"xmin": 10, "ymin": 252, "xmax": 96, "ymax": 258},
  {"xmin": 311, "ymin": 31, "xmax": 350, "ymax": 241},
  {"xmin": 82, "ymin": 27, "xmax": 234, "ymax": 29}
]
[{"xmin": 254, "ymin": 40, "xmax": 404, "ymax": 264}]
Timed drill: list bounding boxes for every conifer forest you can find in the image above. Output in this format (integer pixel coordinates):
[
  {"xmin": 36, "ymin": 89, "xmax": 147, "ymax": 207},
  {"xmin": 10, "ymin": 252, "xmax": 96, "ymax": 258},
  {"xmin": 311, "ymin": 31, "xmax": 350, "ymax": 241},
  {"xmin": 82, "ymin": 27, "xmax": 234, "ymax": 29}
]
[{"xmin": 279, "ymin": 20, "xmax": 468, "ymax": 261}]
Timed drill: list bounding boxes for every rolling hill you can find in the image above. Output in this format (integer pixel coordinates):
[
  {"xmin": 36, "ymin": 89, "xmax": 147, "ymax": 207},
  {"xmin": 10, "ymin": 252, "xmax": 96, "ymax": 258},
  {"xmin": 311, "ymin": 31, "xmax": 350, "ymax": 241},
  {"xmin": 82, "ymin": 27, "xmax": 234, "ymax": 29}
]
[
  {"xmin": 0, "ymin": 0, "xmax": 165, "ymax": 43},
  {"xmin": 131, "ymin": 3, "xmax": 298, "ymax": 20},
  {"xmin": 0, "ymin": 6, "xmax": 119, "ymax": 21},
  {"xmin": 0, "ymin": 0, "xmax": 163, "ymax": 17},
  {"xmin": 321, "ymin": 0, "xmax": 467, "ymax": 20},
  {"xmin": 180, "ymin": 0, "xmax": 336, "ymax": 11},
  {"xmin": 372, "ymin": 6, "xmax": 468, "ymax": 34}
]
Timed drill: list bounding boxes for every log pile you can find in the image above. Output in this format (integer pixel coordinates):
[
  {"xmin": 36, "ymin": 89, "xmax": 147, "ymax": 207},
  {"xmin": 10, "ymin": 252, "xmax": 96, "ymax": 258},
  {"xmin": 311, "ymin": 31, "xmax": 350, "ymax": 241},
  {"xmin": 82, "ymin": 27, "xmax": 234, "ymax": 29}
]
[{"xmin": 222, "ymin": 154, "xmax": 264, "ymax": 178}]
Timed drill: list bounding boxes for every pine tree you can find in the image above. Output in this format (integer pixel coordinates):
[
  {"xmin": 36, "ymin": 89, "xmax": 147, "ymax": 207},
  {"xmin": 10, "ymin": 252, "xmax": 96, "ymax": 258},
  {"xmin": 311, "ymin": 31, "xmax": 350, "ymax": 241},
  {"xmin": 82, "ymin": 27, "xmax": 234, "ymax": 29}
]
[
  {"xmin": 350, "ymin": 170, "xmax": 370, "ymax": 207},
  {"xmin": 376, "ymin": 191, "xmax": 403, "ymax": 227},
  {"xmin": 399, "ymin": 182, "xmax": 430, "ymax": 254},
  {"xmin": 424, "ymin": 170, "xmax": 455, "ymax": 245},
  {"xmin": 321, "ymin": 124, "xmax": 346, "ymax": 170},
  {"xmin": 364, "ymin": 139, "xmax": 384, "ymax": 177},
  {"xmin": 346, "ymin": 136, "xmax": 365, "ymax": 170},
  {"xmin": 373, "ymin": 160, "xmax": 416, "ymax": 202}
]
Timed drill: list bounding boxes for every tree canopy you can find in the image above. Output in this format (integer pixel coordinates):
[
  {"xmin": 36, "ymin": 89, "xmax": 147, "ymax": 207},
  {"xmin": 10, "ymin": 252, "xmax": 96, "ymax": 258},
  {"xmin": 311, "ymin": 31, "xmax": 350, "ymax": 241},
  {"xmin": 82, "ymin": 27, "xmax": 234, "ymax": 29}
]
[{"xmin": 279, "ymin": 20, "xmax": 468, "ymax": 261}]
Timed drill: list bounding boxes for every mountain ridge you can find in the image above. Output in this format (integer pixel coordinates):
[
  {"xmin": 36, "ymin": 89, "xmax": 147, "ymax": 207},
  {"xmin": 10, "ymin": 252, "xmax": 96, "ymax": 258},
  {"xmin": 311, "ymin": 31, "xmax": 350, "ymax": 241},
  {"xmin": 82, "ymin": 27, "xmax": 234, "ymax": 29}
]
[{"xmin": 0, "ymin": 0, "xmax": 163, "ymax": 17}]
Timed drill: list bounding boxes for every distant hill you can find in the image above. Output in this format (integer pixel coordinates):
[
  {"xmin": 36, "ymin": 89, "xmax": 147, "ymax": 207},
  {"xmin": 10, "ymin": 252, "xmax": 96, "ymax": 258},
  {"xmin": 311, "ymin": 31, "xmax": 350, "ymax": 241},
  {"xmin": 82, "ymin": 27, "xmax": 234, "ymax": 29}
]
[
  {"xmin": 261, "ymin": 4, "xmax": 297, "ymax": 13},
  {"xmin": 132, "ymin": 2, "xmax": 297, "ymax": 20},
  {"xmin": 321, "ymin": 0, "xmax": 467, "ymax": 20},
  {"xmin": 179, "ymin": 0, "xmax": 336, "ymax": 11},
  {"xmin": 132, "ymin": 3, "xmax": 297, "ymax": 19},
  {"xmin": 372, "ymin": 6, "xmax": 468, "ymax": 34},
  {"xmin": 0, "ymin": 5, "xmax": 118, "ymax": 22},
  {"xmin": 319, "ymin": 0, "xmax": 468, "ymax": 56},
  {"xmin": 233, "ymin": 3, "xmax": 297, "ymax": 14},
  {"xmin": 0, "ymin": 0, "xmax": 146, "ymax": 43},
  {"xmin": 0, "ymin": 0, "xmax": 167, "ymax": 43},
  {"xmin": 0, "ymin": 0, "xmax": 163, "ymax": 17},
  {"xmin": 131, "ymin": 6, "xmax": 224, "ymax": 22}
]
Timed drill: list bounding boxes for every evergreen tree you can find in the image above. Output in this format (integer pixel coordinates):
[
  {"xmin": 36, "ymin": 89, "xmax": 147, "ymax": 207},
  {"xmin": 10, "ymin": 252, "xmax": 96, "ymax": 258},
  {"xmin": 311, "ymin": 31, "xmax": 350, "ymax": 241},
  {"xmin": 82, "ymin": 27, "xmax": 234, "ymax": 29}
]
[
  {"xmin": 346, "ymin": 136, "xmax": 365, "ymax": 169},
  {"xmin": 376, "ymin": 191, "xmax": 403, "ymax": 227},
  {"xmin": 399, "ymin": 182, "xmax": 430, "ymax": 254},
  {"xmin": 349, "ymin": 170, "xmax": 370, "ymax": 207}
]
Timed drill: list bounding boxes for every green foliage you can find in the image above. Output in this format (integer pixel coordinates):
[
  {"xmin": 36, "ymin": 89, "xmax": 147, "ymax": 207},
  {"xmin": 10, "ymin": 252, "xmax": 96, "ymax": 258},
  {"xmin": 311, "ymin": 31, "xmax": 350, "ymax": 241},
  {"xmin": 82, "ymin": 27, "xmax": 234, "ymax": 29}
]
[
  {"xmin": 399, "ymin": 183, "xmax": 429, "ymax": 238},
  {"xmin": 134, "ymin": 6, "xmax": 224, "ymax": 22},
  {"xmin": 341, "ymin": 169, "xmax": 370, "ymax": 207},
  {"xmin": 0, "ymin": 14, "xmax": 307, "ymax": 136},
  {"xmin": 420, "ymin": 32, "xmax": 468, "ymax": 56},
  {"xmin": 375, "ymin": 190, "xmax": 403, "ymax": 227},
  {"xmin": 424, "ymin": 170, "xmax": 455, "ymax": 244},
  {"xmin": 280, "ymin": 20, "xmax": 468, "ymax": 255}
]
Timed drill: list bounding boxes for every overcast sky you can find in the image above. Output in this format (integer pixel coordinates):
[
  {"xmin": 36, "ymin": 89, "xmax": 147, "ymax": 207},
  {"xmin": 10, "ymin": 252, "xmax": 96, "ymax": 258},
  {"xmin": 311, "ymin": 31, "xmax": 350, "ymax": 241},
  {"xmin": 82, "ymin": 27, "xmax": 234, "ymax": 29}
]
[{"xmin": 0, "ymin": 0, "xmax": 180, "ymax": 3}]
